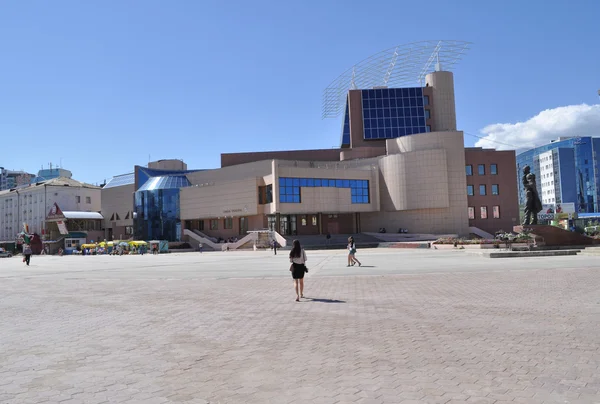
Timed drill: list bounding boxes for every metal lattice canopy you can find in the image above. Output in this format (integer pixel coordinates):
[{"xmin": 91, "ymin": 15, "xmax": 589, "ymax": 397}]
[{"xmin": 322, "ymin": 40, "xmax": 471, "ymax": 118}]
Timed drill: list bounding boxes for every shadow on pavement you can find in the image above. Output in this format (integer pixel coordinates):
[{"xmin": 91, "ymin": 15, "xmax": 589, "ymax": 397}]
[{"xmin": 306, "ymin": 298, "xmax": 346, "ymax": 303}]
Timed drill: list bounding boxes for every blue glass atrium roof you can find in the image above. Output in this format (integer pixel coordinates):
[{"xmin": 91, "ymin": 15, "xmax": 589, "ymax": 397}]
[
  {"xmin": 137, "ymin": 175, "xmax": 191, "ymax": 191},
  {"xmin": 103, "ymin": 173, "xmax": 135, "ymax": 189}
]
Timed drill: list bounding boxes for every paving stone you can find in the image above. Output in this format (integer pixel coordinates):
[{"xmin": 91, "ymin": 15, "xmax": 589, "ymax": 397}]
[{"xmin": 0, "ymin": 251, "xmax": 599, "ymax": 403}]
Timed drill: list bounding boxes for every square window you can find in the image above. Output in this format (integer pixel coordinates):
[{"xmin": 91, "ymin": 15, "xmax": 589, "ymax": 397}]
[
  {"xmin": 491, "ymin": 164, "xmax": 498, "ymax": 175},
  {"xmin": 349, "ymin": 180, "xmax": 356, "ymax": 187},
  {"xmin": 314, "ymin": 179, "xmax": 321, "ymax": 187},
  {"xmin": 363, "ymin": 109, "xmax": 370, "ymax": 119},
  {"xmin": 492, "ymin": 184, "xmax": 499, "ymax": 195},
  {"xmin": 478, "ymin": 164, "xmax": 485, "ymax": 175},
  {"xmin": 375, "ymin": 89, "xmax": 383, "ymax": 99},
  {"xmin": 364, "ymin": 129, "xmax": 372, "ymax": 139},
  {"xmin": 369, "ymin": 99, "xmax": 377, "ymax": 108},
  {"xmin": 376, "ymin": 99, "xmax": 383, "ymax": 108},
  {"xmin": 466, "ymin": 165, "xmax": 473, "ymax": 176},
  {"xmin": 342, "ymin": 179, "xmax": 350, "ymax": 188},
  {"xmin": 329, "ymin": 179, "xmax": 335, "ymax": 187},
  {"xmin": 293, "ymin": 187, "xmax": 300, "ymax": 195},
  {"xmin": 467, "ymin": 185, "xmax": 474, "ymax": 196},
  {"xmin": 401, "ymin": 88, "xmax": 410, "ymax": 97},
  {"xmin": 285, "ymin": 178, "xmax": 293, "ymax": 186},
  {"xmin": 351, "ymin": 188, "xmax": 357, "ymax": 196},
  {"xmin": 351, "ymin": 195, "xmax": 357, "ymax": 204},
  {"xmin": 292, "ymin": 178, "xmax": 300, "ymax": 186},
  {"xmin": 409, "ymin": 88, "xmax": 416, "ymax": 97},
  {"xmin": 299, "ymin": 178, "xmax": 307, "ymax": 187},
  {"xmin": 378, "ymin": 128, "xmax": 385, "ymax": 138},
  {"xmin": 335, "ymin": 179, "xmax": 343, "ymax": 187},
  {"xmin": 382, "ymin": 98, "xmax": 389, "ymax": 108},
  {"xmin": 416, "ymin": 96, "xmax": 423, "ymax": 107},
  {"xmin": 385, "ymin": 128, "xmax": 392, "ymax": 138},
  {"xmin": 468, "ymin": 207, "xmax": 475, "ymax": 220},
  {"xmin": 480, "ymin": 206, "xmax": 488, "ymax": 219},
  {"xmin": 383, "ymin": 109, "xmax": 391, "ymax": 118},
  {"xmin": 479, "ymin": 185, "xmax": 486, "ymax": 196},
  {"xmin": 292, "ymin": 195, "xmax": 300, "ymax": 203}
]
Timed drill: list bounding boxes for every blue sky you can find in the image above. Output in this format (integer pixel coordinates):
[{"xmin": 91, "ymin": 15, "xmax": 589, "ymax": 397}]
[{"xmin": 1, "ymin": 0, "xmax": 599, "ymax": 184}]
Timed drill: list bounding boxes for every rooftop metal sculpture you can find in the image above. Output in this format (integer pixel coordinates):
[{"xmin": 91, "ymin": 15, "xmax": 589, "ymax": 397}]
[{"xmin": 322, "ymin": 40, "xmax": 471, "ymax": 118}]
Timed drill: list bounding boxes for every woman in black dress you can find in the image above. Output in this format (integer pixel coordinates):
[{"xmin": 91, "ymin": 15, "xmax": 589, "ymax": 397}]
[{"xmin": 289, "ymin": 239, "xmax": 308, "ymax": 302}]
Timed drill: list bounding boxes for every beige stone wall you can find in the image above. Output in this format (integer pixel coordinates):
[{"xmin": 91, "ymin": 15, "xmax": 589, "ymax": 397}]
[
  {"xmin": 361, "ymin": 131, "xmax": 469, "ymax": 236},
  {"xmin": 180, "ymin": 178, "xmax": 259, "ymax": 220},
  {"xmin": 101, "ymin": 184, "xmax": 134, "ymax": 229},
  {"xmin": 425, "ymin": 71, "xmax": 457, "ymax": 132},
  {"xmin": 186, "ymin": 160, "xmax": 272, "ymax": 186},
  {"xmin": 148, "ymin": 159, "xmax": 187, "ymax": 171}
]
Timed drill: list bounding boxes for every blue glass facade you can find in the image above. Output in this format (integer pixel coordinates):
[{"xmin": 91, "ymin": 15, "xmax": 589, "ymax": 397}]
[
  {"xmin": 279, "ymin": 177, "xmax": 370, "ymax": 204},
  {"xmin": 134, "ymin": 167, "xmax": 195, "ymax": 241},
  {"xmin": 361, "ymin": 87, "xmax": 426, "ymax": 140},
  {"xmin": 341, "ymin": 102, "xmax": 350, "ymax": 147},
  {"xmin": 516, "ymin": 137, "xmax": 600, "ymax": 213}
]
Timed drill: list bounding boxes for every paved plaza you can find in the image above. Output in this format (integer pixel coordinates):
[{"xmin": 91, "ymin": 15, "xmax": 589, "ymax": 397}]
[{"xmin": 0, "ymin": 249, "xmax": 599, "ymax": 404}]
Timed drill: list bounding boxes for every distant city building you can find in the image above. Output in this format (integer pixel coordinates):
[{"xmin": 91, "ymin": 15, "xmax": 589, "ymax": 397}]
[
  {"xmin": 0, "ymin": 168, "xmax": 34, "ymax": 191},
  {"xmin": 516, "ymin": 137, "xmax": 600, "ymax": 213},
  {"xmin": 31, "ymin": 168, "xmax": 73, "ymax": 183}
]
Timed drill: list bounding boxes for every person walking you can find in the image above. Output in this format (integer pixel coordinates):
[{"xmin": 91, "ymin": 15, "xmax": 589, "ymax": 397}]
[
  {"xmin": 289, "ymin": 239, "xmax": 308, "ymax": 302},
  {"xmin": 23, "ymin": 243, "xmax": 32, "ymax": 266},
  {"xmin": 347, "ymin": 236, "xmax": 361, "ymax": 267},
  {"xmin": 272, "ymin": 239, "xmax": 277, "ymax": 255}
]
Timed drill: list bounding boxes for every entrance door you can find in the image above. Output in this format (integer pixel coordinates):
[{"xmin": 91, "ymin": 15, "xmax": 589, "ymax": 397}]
[
  {"xmin": 279, "ymin": 216, "xmax": 289, "ymax": 235},
  {"xmin": 239, "ymin": 217, "xmax": 248, "ymax": 235}
]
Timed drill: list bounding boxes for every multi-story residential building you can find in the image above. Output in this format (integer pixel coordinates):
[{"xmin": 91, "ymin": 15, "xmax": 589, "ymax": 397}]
[
  {"xmin": 516, "ymin": 137, "xmax": 599, "ymax": 213},
  {"xmin": 0, "ymin": 168, "xmax": 34, "ymax": 191},
  {"xmin": 465, "ymin": 148, "xmax": 519, "ymax": 235},
  {"xmin": 0, "ymin": 177, "xmax": 101, "ymax": 243}
]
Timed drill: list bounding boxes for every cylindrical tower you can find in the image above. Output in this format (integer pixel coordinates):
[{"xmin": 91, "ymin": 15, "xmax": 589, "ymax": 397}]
[{"xmin": 425, "ymin": 71, "xmax": 457, "ymax": 132}]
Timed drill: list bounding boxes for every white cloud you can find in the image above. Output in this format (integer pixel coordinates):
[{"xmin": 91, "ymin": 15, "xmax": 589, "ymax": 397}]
[{"xmin": 474, "ymin": 104, "xmax": 600, "ymax": 152}]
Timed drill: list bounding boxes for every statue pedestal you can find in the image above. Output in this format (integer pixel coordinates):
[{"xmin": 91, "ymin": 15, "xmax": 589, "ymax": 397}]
[{"xmin": 514, "ymin": 225, "xmax": 598, "ymax": 247}]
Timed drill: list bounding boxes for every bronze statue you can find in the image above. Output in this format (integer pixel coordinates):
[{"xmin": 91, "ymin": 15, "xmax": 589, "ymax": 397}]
[{"xmin": 522, "ymin": 165, "xmax": 543, "ymax": 225}]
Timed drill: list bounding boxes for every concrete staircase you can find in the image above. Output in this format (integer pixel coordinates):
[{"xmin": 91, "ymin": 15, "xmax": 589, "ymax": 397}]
[{"xmin": 283, "ymin": 233, "xmax": 381, "ymax": 250}]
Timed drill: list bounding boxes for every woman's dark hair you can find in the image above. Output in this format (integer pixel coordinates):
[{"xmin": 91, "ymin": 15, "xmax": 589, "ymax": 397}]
[{"xmin": 289, "ymin": 239, "xmax": 302, "ymax": 258}]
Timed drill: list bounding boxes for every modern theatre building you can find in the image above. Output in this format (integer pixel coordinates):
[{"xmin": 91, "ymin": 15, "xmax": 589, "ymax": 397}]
[{"xmin": 102, "ymin": 41, "xmax": 518, "ymax": 242}]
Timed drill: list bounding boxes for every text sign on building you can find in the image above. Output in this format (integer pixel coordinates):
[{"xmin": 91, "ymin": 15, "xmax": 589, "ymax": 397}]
[{"xmin": 56, "ymin": 220, "xmax": 69, "ymax": 235}]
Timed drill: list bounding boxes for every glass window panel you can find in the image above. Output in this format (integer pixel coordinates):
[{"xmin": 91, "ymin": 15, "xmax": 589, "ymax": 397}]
[
  {"xmin": 412, "ymin": 117, "xmax": 419, "ymax": 126},
  {"xmin": 286, "ymin": 178, "xmax": 293, "ymax": 186},
  {"xmin": 492, "ymin": 184, "xmax": 499, "ymax": 195},
  {"xmin": 426, "ymin": 125, "xmax": 431, "ymax": 132},
  {"xmin": 415, "ymin": 87, "xmax": 422, "ymax": 96},
  {"xmin": 402, "ymin": 88, "xmax": 409, "ymax": 97},
  {"xmin": 406, "ymin": 127, "xmax": 414, "ymax": 135},
  {"xmin": 351, "ymin": 195, "xmax": 357, "ymax": 203},
  {"xmin": 362, "ymin": 98, "xmax": 369, "ymax": 109},
  {"xmin": 299, "ymin": 178, "xmax": 307, "ymax": 187},
  {"xmin": 280, "ymin": 195, "xmax": 286, "ymax": 203},
  {"xmin": 382, "ymin": 98, "xmax": 389, "ymax": 108},
  {"xmin": 467, "ymin": 185, "xmax": 474, "ymax": 196},
  {"xmin": 378, "ymin": 128, "xmax": 385, "ymax": 138},
  {"xmin": 368, "ymin": 89, "xmax": 375, "ymax": 98},
  {"xmin": 349, "ymin": 180, "xmax": 357, "ymax": 187},
  {"xmin": 364, "ymin": 129, "xmax": 372, "ymax": 139},
  {"xmin": 397, "ymin": 127, "xmax": 406, "ymax": 137},
  {"xmin": 293, "ymin": 187, "xmax": 300, "ymax": 195},
  {"xmin": 335, "ymin": 179, "xmax": 343, "ymax": 187},
  {"xmin": 409, "ymin": 88, "xmax": 416, "ymax": 97},
  {"xmin": 409, "ymin": 97, "xmax": 416, "ymax": 107},
  {"xmin": 404, "ymin": 107, "xmax": 411, "ymax": 116},
  {"xmin": 417, "ymin": 107, "xmax": 424, "ymax": 117},
  {"xmin": 390, "ymin": 98, "xmax": 396, "ymax": 108},
  {"xmin": 376, "ymin": 99, "xmax": 383, "ymax": 108},
  {"xmin": 491, "ymin": 164, "xmax": 498, "ymax": 175},
  {"xmin": 418, "ymin": 117, "xmax": 426, "ymax": 126},
  {"xmin": 423, "ymin": 95, "xmax": 429, "ymax": 106},
  {"xmin": 321, "ymin": 180, "xmax": 328, "ymax": 187},
  {"xmin": 363, "ymin": 109, "xmax": 370, "ymax": 119},
  {"xmin": 425, "ymin": 109, "xmax": 430, "ymax": 119},
  {"xmin": 390, "ymin": 108, "xmax": 397, "ymax": 118},
  {"xmin": 378, "ymin": 118, "xmax": 385, "ymax": 128},
  {"xmin": 329, "ymin": 179, "xmax": 336, "ymax": 187},
  {"xmin": 416, "ymin": 96, "xmax": 423, "ymax": 106},
  {"xmin": 411, "ymin": 108, "xmax": 418, "ymax": 116},
  {"xmin": 375, "ymin": 89, "xmax": 382, "ymax": 99},
  {"xmin": 466, "ymin": 165, "xmax": 473, "ymax": 176},
  {"xmin": 479, "ymin": 185, "xmax": 486, "ymax": 196},
  {"xmin": 384, "ymin": 118, "xmax": 391, "ymax": 127},
  {"xmin": 293, "ymin": 195, "xmax": 300, "ymax": 203},
  {"xmin": 351, "ymin": 188, "xmax": 357, "ymax": 195},
  {"xmin": 286, "ymin": 186, "xmax": 293, "ymax": 195},
  {"xmin": 314, "ymin": 179, "xmax": 321, "ymax": 187},
  {"xmin": 292, "ymin": 178, "xmax": 300, "ymax": 186},
  {"xmin": 385, "ymin": 128, "xmax": 392, "ymax": 138},
  {"xmin": 364, "ymin": 119, "xmax": 371, "ymax": 129},
  {"xmin": 369, "ymin": 99, "xmax": 377, "ymax": 108},
  {"xmin": 478, "ymin": 164, "xmax": 485, "ymax": 175}
]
